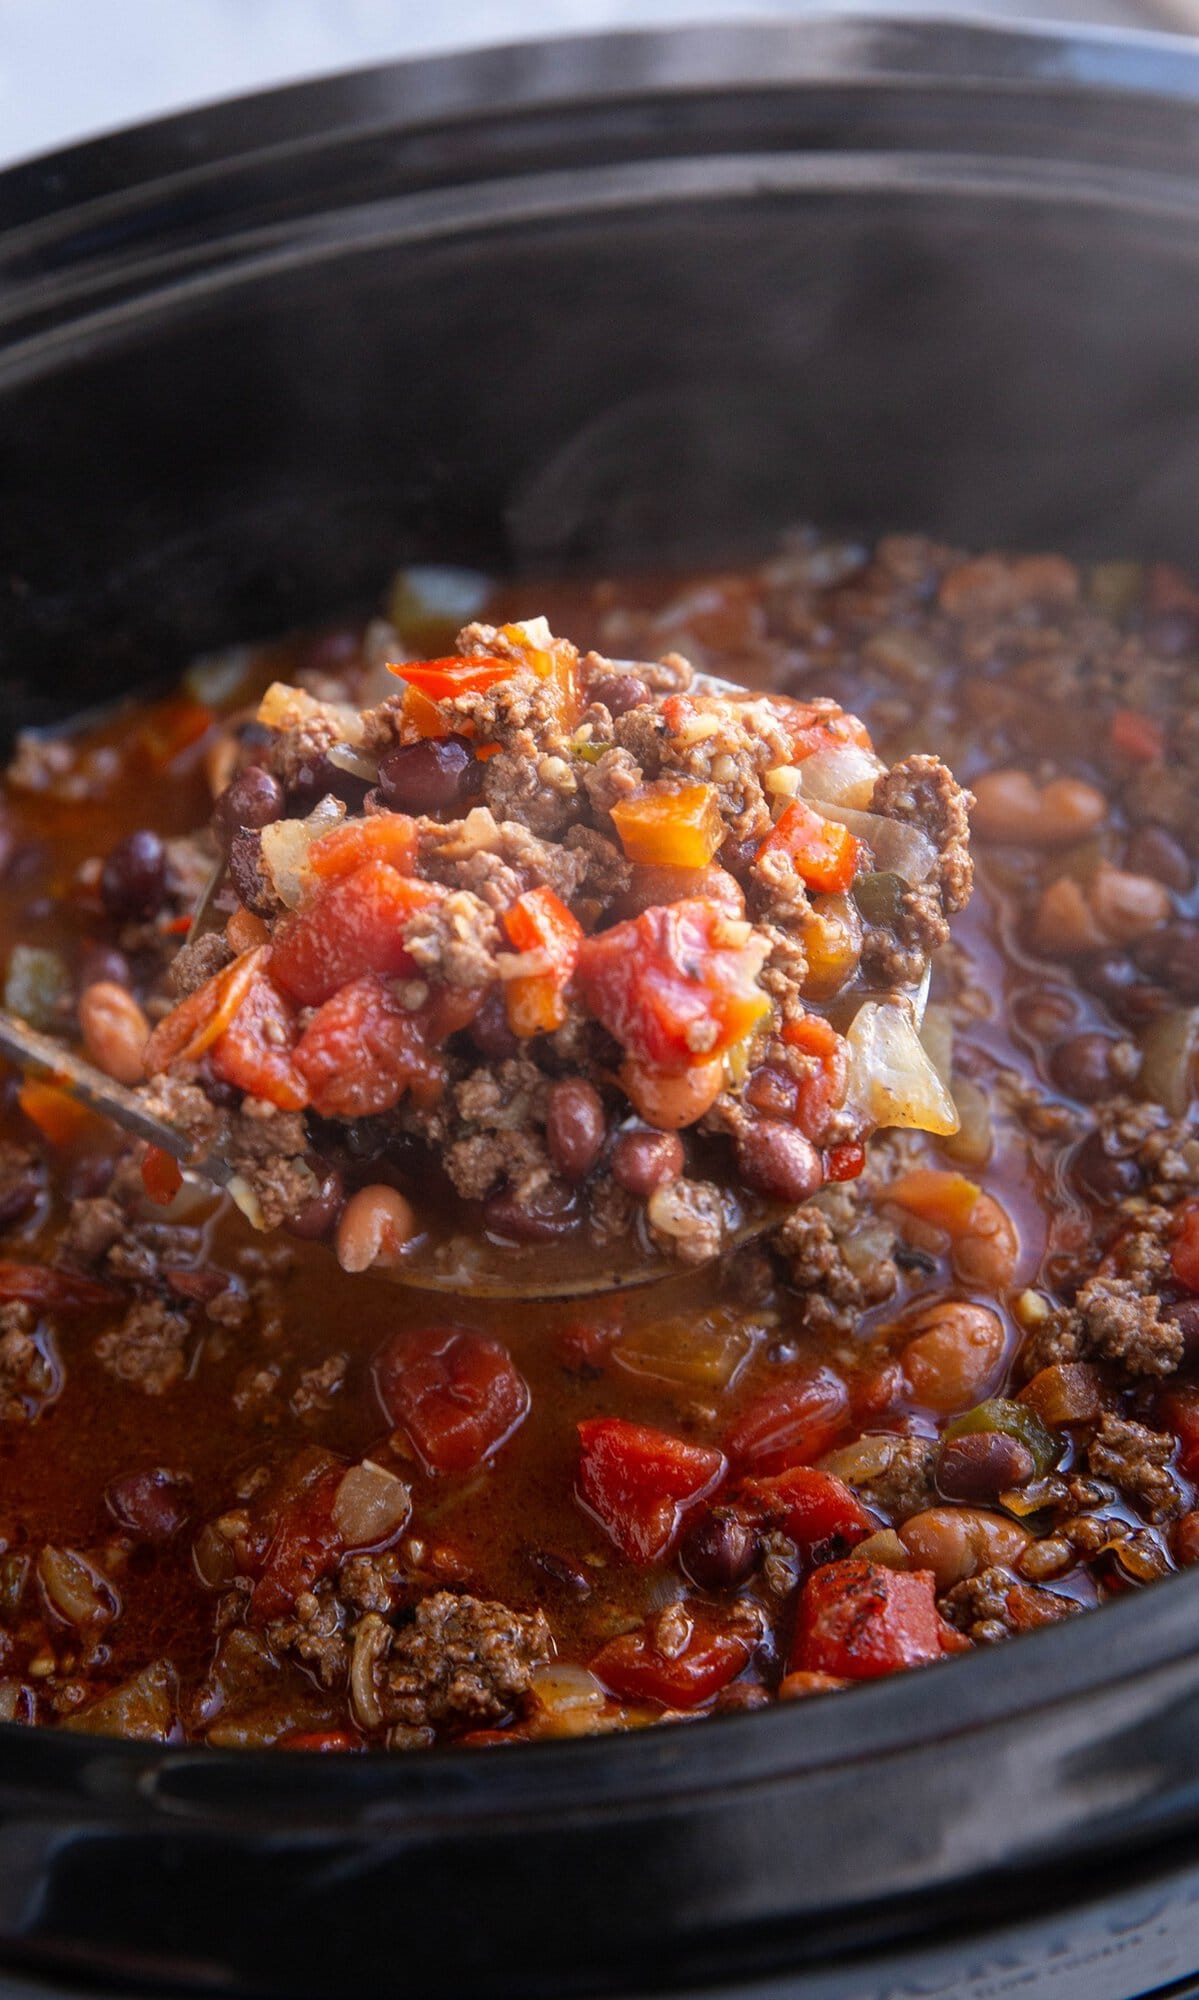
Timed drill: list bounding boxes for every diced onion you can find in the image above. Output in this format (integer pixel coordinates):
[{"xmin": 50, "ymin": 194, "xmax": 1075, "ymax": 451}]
[
  {"xmin": 332, "ymin": 1462, "xmax": 411, "ymax": 1549},
  {"xmin": 260, "ymin": 796, "xmax": 346, "ymax": 908},
  {"xmin": 844, "ymin": 998, "xmax": 959, "ymax": 1137},
  {"xmin": 798, "ymin": 743, "xmax": 887, "ymax": 810},
  {"xmin": 327, "ymin": 742, "xmax": 379, "ymax": 784},
  {"xmin": 817, "ymin": 802, "xmax": 938, "ymax": 884},
  {"xmin": 1137, "ymin": 1006, "xmax": 1199, "ymax": 1118},
  {"xmin": 37, "ymin": 1546, "xmax": 119, "ymax": 1628},
  {"xmin": 614, "ymin": 1311, "xmax": 754, "ymax": 1391},
  {"xmin": 529, "ymin": 1662, "xmax": 608, "ymax": 1737}
]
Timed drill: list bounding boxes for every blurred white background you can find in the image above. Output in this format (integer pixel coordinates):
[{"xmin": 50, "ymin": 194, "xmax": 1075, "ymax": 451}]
[{"xmin": 0, "ymin": 0, "xmax": 1181, "ymax": 170}]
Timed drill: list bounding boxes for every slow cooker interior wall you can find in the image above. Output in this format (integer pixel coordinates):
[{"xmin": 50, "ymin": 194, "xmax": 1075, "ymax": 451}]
[{"xmin": 2, "ymin": 187, "xmax": 1198, "ymax": 729}]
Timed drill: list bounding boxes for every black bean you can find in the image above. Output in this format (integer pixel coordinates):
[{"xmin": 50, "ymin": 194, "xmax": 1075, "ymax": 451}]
[
  {"xmin": 227, "ymin": 832, "xmax": 275, "ymax": 919},
  {"xmin": 527, "ymin": 1549, "xmax": 592, "ymax": 1598},
  {"xmin": 1125, "ymin": 825, "xmax": 1193, "ymax": 894},
  {"xmin": 105, "ymin": 1469, "xmax": 191, "ymax": 1545},
  {"xmin": 212, "ymin": 766, "xmax": 284, "ymax": 848},
  {"xmin": 589, "ymin": 672, "xmax": 651, "ymax": 719},
  {"xmin": 285, "ymin": 1167, "xmax": 346, "ymax": 1241},
  {"xmin": 937, "ymin": 1433, "xmax": 1035, "ymax": 1501},
  {"xmin": 100, "ymin": 830, "xmax": 167, "ymax": 921},
  {"xmin": 611, "ymin": 1129, "xmax": 684, "ymax": 1198},
  {"xmin": 1048, "ymin": 1032, "xmax": 1122, "ymax": 1103},
  {"xmin": 0, "ymin": 1163, "xmax": 40, "ymax": 1230},
  {"xmin": 545, "ymin": 1080, "xmax": 606, "ymax": 1182},
  {"xmin": 78, "ymin": 943, "xmax": 131, "ymax": 992},
  {"xmin": 470, "ymin": 988, "xmax": 520, "ymax": 1060},
  {"xmin": 483, "ymin": 1179, "xmax": 579, "ymax": 1242},
  {"xmin": 286, "ymin": 753, "xmax": 368, "ymax": 815},
  {"xmin": 680, "ymin": 1511, "xmax": 760, "ymax": 1591},
  {"xmin": 1165, "ymin": 1299, "xmax": 1199, "ymax": 1356},
  {"xmin": 1072, "ymin": 1129, "xmax": 1144, "ymax": 1205},
  {"xmin": 734, "ymin": 1120, "xmax": 824, "ymax": 1204},
  {"xmin": 1134, "ymin": 923, "xmax": 1199, "ymax": 1001},
  {"xmin": 377, "ymin": 736, "xmax": 481, "ymax": 818}
]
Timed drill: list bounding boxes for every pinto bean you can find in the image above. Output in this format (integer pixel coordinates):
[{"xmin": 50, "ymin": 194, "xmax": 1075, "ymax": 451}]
[
  {"xmin": 898, "ymin": 1506, "xmax": 1029, "ymax": 1591},
  {"xmin": 901, "ymin": 1301, "xmax": 1006, "ymax": 1414},
  {"xmin": 610, "ymin": 1129, "xmax": 684, "ymax": 1197},
  {"xmin": 971, "ymin": 770, "xmax": 1106, "ymax": 845},
  {"xmin": 78, "ymin": 981, "xmax": 150, "ymax": 1086},
  {"xmin": 545, "ymin": 1080, "xmax": 606, "ymax": 1182},
  {"xmin": 335, "ymin": 1186, "xmax": 419, "ymax": 1272},
  {"xmin": 620, "ymin": 1057, "xmax": 724, "ymax": 1131}
]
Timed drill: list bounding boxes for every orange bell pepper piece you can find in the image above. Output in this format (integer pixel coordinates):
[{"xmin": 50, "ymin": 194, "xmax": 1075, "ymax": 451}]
[
  {"xmin": 388, "ymin": 656, "xmax": 513, "ymax": 700},
  {"xmin": 306, "ymin": 811, "xmax": 418, "ymax": 881},
  {"xmin": 610, "ymin": 782, "xmax": 724, "ymax": 869},
  {"xmin": 501, "ymin": 887, "xmax": 583, "ymax": 1038},
  {"xmin": 758, "ymin": 800, "xmax": 861, "ymax": 894}
]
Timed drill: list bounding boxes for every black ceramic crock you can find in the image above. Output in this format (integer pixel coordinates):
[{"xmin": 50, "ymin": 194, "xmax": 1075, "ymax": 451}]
[{"xmin": 5, "ymin": 18, "xmax": 1199, "ymax": 1997}]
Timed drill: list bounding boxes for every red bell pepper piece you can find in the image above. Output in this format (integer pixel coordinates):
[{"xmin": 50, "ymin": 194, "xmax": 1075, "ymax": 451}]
[
  {"xmin": 1172, "ymin": 1202, "xmax": 1199, "ymax": 1293},
  {"xmin": 738, "ymin": 1464, "xmax": 873, "ymax": 1555},
  {"xmin": 576, "ymin": 899, "xmax": 769, "ymax": 1071},
  {"xmin": 293, "ymin": 974, "xmax": 442, "ymax": 1119},
  {"xmin": 250, "ymin": 1462, "xmax": 348, "ymax": 1623},
  {"xmin": 141, "ymin": 1145, "xmax": 184, "ymax": 1207},
  {"xmin": 725, "ymin": 1365, "xmax": 848, "ymax": 1474},
  {"xmin": 824, "ymin": 1141, "xmax": 866, "ymax": 1183},
  {"xmin": 793, "ymin": 1560, "xmax": 968, "ymax": 1678},
  {"xmin": 576, "ymin": 1417, "xmax": 725, "ymax": 1564},
  {"xmin": 501, "ymin": 887, "xmax": 583, "ymax": 1037},
  {"xmin": 388, "ymin": 656, "xmax": 513, "ymax": 701},
  {"xmin": 374, "ymin": 1326, "xmax": 529, "ymax": 1476},
  {"xmin": 591, "ymin": 1609, "xmax": 754, "ymax": 1709},
  {"xmin": 269, "ymin": 861, "xmax": 438, "ymax": 1007},
  {"xmin": 278, "ymin": 1730, "xmax": 365, "ymax": 1753},
  {"xmin": 758, "ymin": 799, "xmax": 861, "ymax": 895}
]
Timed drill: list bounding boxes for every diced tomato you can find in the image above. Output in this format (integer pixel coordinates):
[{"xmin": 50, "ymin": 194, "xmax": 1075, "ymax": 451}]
[
  {"xmin": 137, "ymin": 696, "xmax": 215, "ymax": 767},
  {"xmin": 782, "ymin": 1014, "xmax": 840, "ymax": 1059},
  {"xmin": 16, "ymin": 1079, "xmax": 101, "ymax": 1149},
  {"xmin": 590, "ymin": 1608, "xmax": 754, "ymax": 1709},
  {"xmin": 501, "ymin": 887, "xmax": 583, "ymax": 1038},
  {"xmin": 1159, "ymin": 1382, "xmax": 1199, "ymax": 1479},
  {"xmin": 610, "ymin": 783, "xmax": 724, "ymax": 870},
  {"xmin": 767, "ymin": 698, "xmax": 874, "ymax": 762},
  {"xmin": 726, "ymin": 1366, "xmax": 848, "ymax": 1474},
  {"xmin": 885, "ymin": 1167, "xmax": 982, "ymax": 1234},
  {"xmin": 306, "ymin": 811, "xmax": 418, "ymax": 881},
  {"xmin": 250, "ymin": 1462, "xmax": 347, "ymax": 1622},
  {"xmin": 140, "ymin": 1145, "xmax": 184, "ymax": 1207},
  {"xmin": 294, "ymin": 975, "xmax": 441, "ymax": 1118},
  {"xmin": 374, "ymin": 1326, "xmax": 529, "ymax": 1476},
  {"xmin": 775, "ymin": 1014, "xmax": 849, "ymax": 1139},
  {"xmin": 143, "ymin": 947, "xmax": 266, "ymax": 1074},
  {"xmin": 576, "ymin": 899, "xmax": 770, "ymax": 1071},
  {"xmin": 1109, "ymin": 708, "xmax": 1165, "ymax": 765},
  {"xmin": 269, "ymin": 862, "xmax": 438, "ymax": 1007},
  {"xmin": 758, "ymin": 799, "xmax": 861, "ymax": 895},
  {"xmin": 0, "ymin": 1261, "xmax": 111, "ymax": 1309},
  {"xmin": 278, "ymin": 1729, "xmax": 365, "ymax": 1753},
  {"xmin": 388, "ymin": 655, "xmax": 513, "ymax": 701},
  {"xmin": 576, "ymin": 1417, "xmax": 725, "ymax": 1564},
  {"xmin": 209, "ymin": 971, "xmax": 308, "ymax": 1111},
  {"xmin": 793, "ymin": 1560, "xmax": 968, "ymax": 1679},
  {"xmin": 738, "ymin": 1465, "xmax": 873, "ymax": 1555},
  {"xmin": 825, "ymin": 1141, "xmax": 866, "ymax": 1183},
  {"xmin": 1172, "ymin": 1202, "xmax": 1199, "ymax": 1293}
]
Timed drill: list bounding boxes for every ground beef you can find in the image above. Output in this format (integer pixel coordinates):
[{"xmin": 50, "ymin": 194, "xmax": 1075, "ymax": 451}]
[
  {"xmin": 771, "ymin": 1202, "xmax": 897, "ymax": 1338},
  {"xmin": 95, "ymin": 1300, "xmax": 190, "ymax": 1396},
  {"xmin": 265, "ymin": 1587, "xmax": 347, "ymax": 1688},
  {"xmin": 403, "ymin": 890, "xmax": 500, "ymax": 989},
  {"xmin": 222, "ymin": 1104, "xmax": 317, "ymax": 1231},
  {"xmin": 644, "ymin": 1178, "xmax": 729, "ymax": 1266},
  {"xmin": 290, "ymin": 1354, "xmax": 347, "ymax": 1419},
  {"xmin": 375, "ymin": 1590, "xmax": 552, "ymax": 1733},
  {"xmin": 0, "ymin": 1304, "xmax": 56, "ymax": 1421},
  {"xmin": 1086, "ymin": 1414, "xmax": 1183, "ymax": 1522},
  {"xmin": 870, "ymin": 754, "xmax": 974, "ymax": 913},
  {"xmin": 340, "ymin": 1551, "xmax": 408, "ymax": 1617},
  {"xmin": 582, "ymin": 745, "xmax": 644, "ymax": 822},
  {"xmin": 562, "ymin": 823, "xmax": 632, "ymax": 903},
  {"xmin": 418, "ymin": 809, "xmax": 588, "ymax": 905},
  {"xmin": 56, "ymin": 1196, "xmax": 128, "ymax": 1272},
  {"xmin": 259, "ymin": 686, "xmax": 355, "ymax": 789},
  {"xmin": 167, "ymin": 931, "xmax": 233, "ymax": 999},
  {"xmin": 940, "ymin": 1565, "xmax": 1081, "ymax": 1643},
  {"xmin": 846, "ymin": 1435, "xmax": 938, "ymax": 1524},
  {"xmin": 1019, "ymin": 1272, "xmax": 1184, "ymax": 1379}
]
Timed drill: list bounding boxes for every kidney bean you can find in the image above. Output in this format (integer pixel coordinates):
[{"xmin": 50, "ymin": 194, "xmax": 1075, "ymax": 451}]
[
  {"xmin": 1048, "ymin": 1032, "xmax": 1124, "ymax": 1102},
  {"xmin": 377, "ymin": 736, "xmax": 480, "ymax": 817},
  {"xmin": 589, "ymin": 672, "xmax": 651, "ymax": 718},
  {"xmin": 610, "ymin": 1129, "xmax": 684, "ymax": 1197},
  {"xmin": 680, "ymin": 1510, "xmax": 761, "ymax": 1591},
  {"xmin": 212, "ymin": 766, "xmax": 284, "ymax": 848},
  {"xmin": 937, "ymin": 1432, "xmax": 1035, "ymax": 1501},
  {"xmin": 105, "ymin": 1469, "xmax": 191, "ymax": 1545},
  {"xmin": 1134, "ymin": 923, "xmax": 1199, "ymax": 1001},
  {"xmin": 899, "ymin": 1506, "xmax": 1029, "ymax": 1591},
  {"xmin": 734, "ymin": 1121, "xmax": 823, "ymax": 1205},
  {"xmin": 470, "ymin": 988, "xmax": 520, "ymax": 1060},
  {"xmin": 744, "ymin": 1065, "xmax": 799, "ymax": 1121},
  {"xmin": 1125, "ymin": 825, "xmax": 1192, "ymax": 893},
  {"xmin": 79, "ymin": 943, "xmax": 131, "ymax": 991},
  {"xmin": 78, "ymin": 982, "xmax": 150, "ymax": 1086},
  {"xmin": 1072, "ymin": 1130, "xmax": 1144, "ymax": 1205},
  {"xmin": 335, "ymin": 1185, "xmax": 419, "ymax": 1272},
  {"xmin": 100, "ymin": 830, "xmax": 167, "ymax": 920},
  {"xmin": 483, "ymin": 1180, "xmax": 579, "ymax": 1242},
  {"xmin": 286, "ymin": 1167, "xmax": 346, "ymax": 1241},
  {"xmin": 545, "ymin": 1080, "xmax": 606, "ymax": 1182}
]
